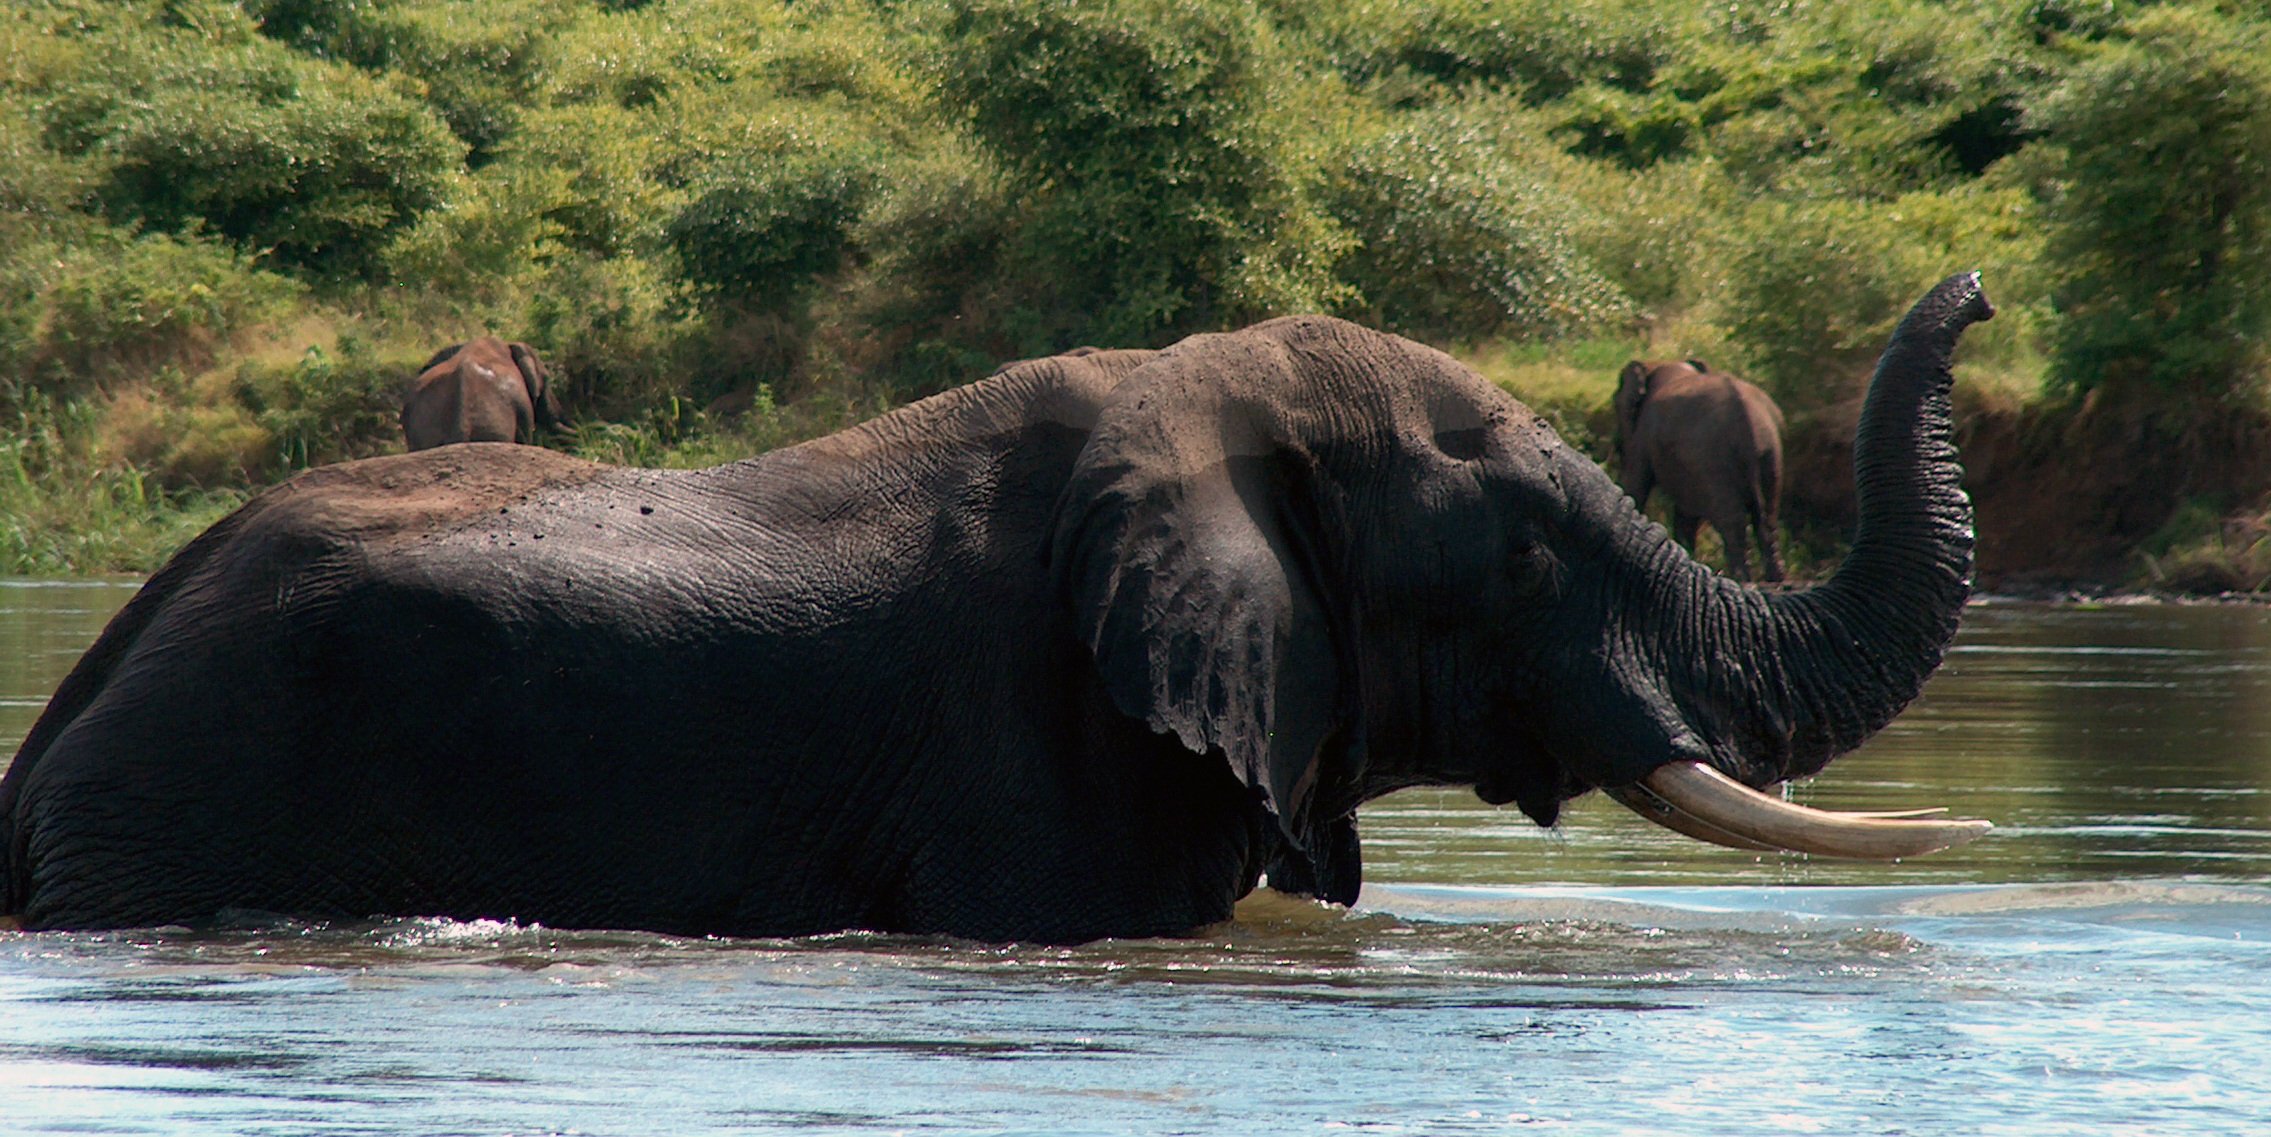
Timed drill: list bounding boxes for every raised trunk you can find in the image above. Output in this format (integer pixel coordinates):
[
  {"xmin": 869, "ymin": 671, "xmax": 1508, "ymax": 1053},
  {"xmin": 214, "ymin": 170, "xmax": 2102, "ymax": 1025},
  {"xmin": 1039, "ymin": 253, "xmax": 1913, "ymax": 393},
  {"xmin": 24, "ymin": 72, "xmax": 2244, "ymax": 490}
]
[
  {"xmin": 1603, "ymin": 274, "xmax": 1995, "ymax": 858},
  {"xmin": 1762, "ymin": 272, "xmax": 1992, "ymax": 779},
  {"xmin": 1646, "ymin": 273, "xmax": 1994, "ymax": 792}
]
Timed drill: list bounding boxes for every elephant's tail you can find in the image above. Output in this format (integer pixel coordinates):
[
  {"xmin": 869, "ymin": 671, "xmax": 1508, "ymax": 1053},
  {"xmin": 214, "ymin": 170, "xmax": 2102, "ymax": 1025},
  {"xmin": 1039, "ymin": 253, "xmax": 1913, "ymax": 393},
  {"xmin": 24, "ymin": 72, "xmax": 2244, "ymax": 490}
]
[
  {"xmin": 1750, "ymin": 444, "xmax": 1782, "ymax": 527},
  {"xmin": 1, "ymin": 502, "xmax": 262, "ymax": 920},
  {"xmin": 1748, "ymin": 442, "xmax": 1785, "ymax": 581}
]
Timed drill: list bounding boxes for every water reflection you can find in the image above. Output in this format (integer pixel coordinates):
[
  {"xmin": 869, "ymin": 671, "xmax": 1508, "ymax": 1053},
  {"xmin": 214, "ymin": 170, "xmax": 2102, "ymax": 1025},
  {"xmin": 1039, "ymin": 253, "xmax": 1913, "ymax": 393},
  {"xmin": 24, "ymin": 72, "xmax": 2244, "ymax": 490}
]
[{"xmin": 1364, "ymin": 600, "xmax": 2271, "ymax": 888}]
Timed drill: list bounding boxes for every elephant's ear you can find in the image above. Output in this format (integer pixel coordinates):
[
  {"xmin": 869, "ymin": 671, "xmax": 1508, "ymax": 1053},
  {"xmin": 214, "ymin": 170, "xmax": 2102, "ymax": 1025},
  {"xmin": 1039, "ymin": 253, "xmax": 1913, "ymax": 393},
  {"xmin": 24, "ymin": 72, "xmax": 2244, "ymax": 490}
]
[
  {"xmin": 509, "ymin": 343, "xmax": 561, "ymax": 428},
  {"xmin": 1051, "ymin": 390, "xmax": 1346, "ymax": 879}
]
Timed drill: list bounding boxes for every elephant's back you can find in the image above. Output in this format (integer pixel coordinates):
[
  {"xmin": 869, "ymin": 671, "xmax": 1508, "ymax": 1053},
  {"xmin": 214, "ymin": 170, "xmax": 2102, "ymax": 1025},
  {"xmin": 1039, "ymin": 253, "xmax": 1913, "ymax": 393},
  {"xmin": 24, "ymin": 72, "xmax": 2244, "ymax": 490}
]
[
  {"xmin": 240, "ymin": 446, "xmax": 613, "ymax": 546},
  {"xmin": 1649, "ymin": 374, "xmax": 1780, "ymax": 440}
]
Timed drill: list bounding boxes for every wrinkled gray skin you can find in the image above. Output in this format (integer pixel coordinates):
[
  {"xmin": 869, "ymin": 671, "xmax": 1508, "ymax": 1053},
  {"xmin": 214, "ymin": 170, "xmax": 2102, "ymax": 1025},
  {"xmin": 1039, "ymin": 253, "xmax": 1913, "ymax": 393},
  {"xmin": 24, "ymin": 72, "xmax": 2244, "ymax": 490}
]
[
  {"xmin": 401, "ymin": 337, "xmax": 561, "ymax": 451},
  {"xmin": 0, "ymin": 276, "xmax": 1991, "ymax": 943},
  {"xmin": 1614, "ymin": 359, "xmax": 1787, "ymax": 582}
]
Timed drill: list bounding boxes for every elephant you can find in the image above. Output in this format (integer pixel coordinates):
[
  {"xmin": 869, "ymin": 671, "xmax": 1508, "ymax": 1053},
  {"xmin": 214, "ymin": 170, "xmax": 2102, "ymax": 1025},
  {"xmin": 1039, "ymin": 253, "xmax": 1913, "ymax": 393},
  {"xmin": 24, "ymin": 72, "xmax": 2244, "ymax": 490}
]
[
  {"xmin": 400, "ymin": 337, "xmax": 562, "ymax": 451},
  {"xmin": 0, "ymin": 274, "xmax": 1995, "ymax": 944},
  {"xmin": 1613, "ymin": 358, "xmax": 1787, "ymax": 582}
]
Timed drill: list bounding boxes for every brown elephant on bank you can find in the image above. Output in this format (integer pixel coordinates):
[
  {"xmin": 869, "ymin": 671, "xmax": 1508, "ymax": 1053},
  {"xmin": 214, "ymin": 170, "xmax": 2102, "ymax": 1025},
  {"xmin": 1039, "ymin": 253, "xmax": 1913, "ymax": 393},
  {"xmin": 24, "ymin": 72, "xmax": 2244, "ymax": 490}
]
[
  {"xmin": 400, "ymin": 337, "xmax": 562, "ymax": 451},
  {"xmin": 1614, "ymin": 358, "xmax": 1787, "ymax": 582}
]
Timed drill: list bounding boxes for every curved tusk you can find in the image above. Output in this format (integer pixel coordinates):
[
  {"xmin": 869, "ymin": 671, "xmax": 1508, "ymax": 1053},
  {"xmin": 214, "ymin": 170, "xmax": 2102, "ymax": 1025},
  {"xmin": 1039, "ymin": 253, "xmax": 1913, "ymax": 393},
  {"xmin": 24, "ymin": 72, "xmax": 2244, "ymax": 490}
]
[{"xmin": 1606, "ymin": 761, "xmax": 1992, "ymax": 860}]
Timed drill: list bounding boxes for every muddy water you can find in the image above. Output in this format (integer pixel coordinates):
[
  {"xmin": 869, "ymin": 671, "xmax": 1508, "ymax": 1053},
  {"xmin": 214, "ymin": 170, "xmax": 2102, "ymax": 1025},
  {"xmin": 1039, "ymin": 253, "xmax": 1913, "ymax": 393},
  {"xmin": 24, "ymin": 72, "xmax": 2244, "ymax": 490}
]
[{"xmin": 4, "ymin": 581, "xmax": 2268, "ymax": 1135}]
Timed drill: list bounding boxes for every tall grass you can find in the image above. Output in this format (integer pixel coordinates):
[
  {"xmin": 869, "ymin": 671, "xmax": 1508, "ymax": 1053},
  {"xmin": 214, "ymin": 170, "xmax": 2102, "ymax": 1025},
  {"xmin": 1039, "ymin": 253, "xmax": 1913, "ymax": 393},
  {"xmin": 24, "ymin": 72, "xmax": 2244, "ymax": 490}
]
[{"xmin": 0, "ymin": 395, "xmax": 243, "ymax": 575}]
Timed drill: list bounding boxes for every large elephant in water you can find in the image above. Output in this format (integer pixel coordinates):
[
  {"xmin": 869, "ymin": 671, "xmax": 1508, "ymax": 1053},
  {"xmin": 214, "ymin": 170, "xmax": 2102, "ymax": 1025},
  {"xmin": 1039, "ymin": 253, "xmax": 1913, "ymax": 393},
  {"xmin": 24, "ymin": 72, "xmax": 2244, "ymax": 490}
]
[
  {"xmin": 1614, "ymin": 358, "xmax": 1787, "ymax": 582},
  {"xmin": 0, "ymin": 275, "xmax": 1995, "ymax": 943},
  {"xmin": 400, "ymin": 337, "xmax": 561, "ymax": 451}
]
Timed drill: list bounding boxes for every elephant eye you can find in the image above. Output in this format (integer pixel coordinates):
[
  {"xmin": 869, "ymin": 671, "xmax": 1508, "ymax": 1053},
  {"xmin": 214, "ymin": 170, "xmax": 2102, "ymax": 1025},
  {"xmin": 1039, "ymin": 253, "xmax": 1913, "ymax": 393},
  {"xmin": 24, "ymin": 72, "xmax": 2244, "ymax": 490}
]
[{"xmin": 1506, "ymin": 539, "xmax": 1566, "ymax": 603}]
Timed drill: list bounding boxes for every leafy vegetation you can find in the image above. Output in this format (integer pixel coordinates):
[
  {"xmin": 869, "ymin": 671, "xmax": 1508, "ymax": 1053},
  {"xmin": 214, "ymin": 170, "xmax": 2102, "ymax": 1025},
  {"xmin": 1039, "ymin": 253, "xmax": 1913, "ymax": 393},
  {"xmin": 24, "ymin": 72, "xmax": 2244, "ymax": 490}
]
[{"xmin": 0, "ymin": 0, "xmax": 2265, "ymax": 591}]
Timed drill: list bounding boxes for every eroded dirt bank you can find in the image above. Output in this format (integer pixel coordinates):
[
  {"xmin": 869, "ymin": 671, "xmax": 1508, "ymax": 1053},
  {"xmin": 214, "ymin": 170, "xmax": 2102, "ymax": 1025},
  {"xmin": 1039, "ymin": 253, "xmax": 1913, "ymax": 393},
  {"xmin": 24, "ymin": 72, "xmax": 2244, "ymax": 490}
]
[{"xmin": 1777, "ymin": 394, "xmax": 2271, "ymax": 595}]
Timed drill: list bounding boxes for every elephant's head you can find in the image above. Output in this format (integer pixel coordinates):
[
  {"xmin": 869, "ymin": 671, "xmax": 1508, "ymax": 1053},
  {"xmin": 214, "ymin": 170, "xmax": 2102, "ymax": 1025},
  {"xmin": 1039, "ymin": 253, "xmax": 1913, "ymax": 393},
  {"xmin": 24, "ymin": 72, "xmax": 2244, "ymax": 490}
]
[
  {"xmin": 1613, "ymin": 357, "xmax": 1710, "ymax": 452},
  {"xmin": 1055, "ymin": 275, "xmax": 1992, "ymax": 894}
]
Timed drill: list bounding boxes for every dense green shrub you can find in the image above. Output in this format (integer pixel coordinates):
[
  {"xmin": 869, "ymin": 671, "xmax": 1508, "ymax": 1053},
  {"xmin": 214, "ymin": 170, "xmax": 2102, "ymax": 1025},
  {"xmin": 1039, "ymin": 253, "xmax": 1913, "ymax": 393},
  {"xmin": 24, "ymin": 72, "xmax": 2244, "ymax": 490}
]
[
  {"xmin": 1321, "ymin": 101, "xmax": 1632, "ymax": 341},
  {"xmin": 0, "ymin": 98, "xmax": 91, "ymax": 237},
  {"xmin": 1731, "ymin": 2, "xmax": 2047, "ymax": 192},
  {"xmin": 504, "ymin": 103, "xmax": 673, "ymax": 257},
  {"xmin": 36, "ymin": 7, "xmax": 464, "ymax": 278},
  {"xmin": 240, "ymin": 337, "xmax": 415, "ymax": 470},
  {"xmin": 0, "ymin": 250, "xmax": 49, "ymax": 394},
  {"xmin": 1714, "ymin": 176, "xmax": 2047, "ymax": 409},
  {"xmin": 0, "ymin": 390, "xmax": 243, "ymax": 575},
  {"xmin": 39, "ymin": 232, "xmax": 304, "ymax": 388},
  {"xmin": 933, "ymin": 0, "xmax": 1349, "ymax": 347},
  {"xmin": 523, "ymin": 254, "xmax": 698, "ymax": 417},
  {"xmin": 667, "ymin": 142, "xmax": 882, "ymax": 309},
  {"xmin": 382, "ymin": 163, "xmax": 577, "ymax": 294},
  {"xmin": 2031, "ymin": 5, "xmax": 2271, "ymax": 403},
  {"xmin": 1280, "ymin": 0, "xmax": 1678, "ymax": 104},
  {"xmin": 0, "ymin": 98, "xmax": 90, "ymax": 389},
  {"xmin": 1552, "ymin": 155, "xmax": 1737, "ymax": 311},
  {"xmin": 830, "ymin": 140, "xmax": 1021, "ymax": 392},
  {"xmin": 246, "ymin": 0, "xmax": 569, "ymax": 163}
]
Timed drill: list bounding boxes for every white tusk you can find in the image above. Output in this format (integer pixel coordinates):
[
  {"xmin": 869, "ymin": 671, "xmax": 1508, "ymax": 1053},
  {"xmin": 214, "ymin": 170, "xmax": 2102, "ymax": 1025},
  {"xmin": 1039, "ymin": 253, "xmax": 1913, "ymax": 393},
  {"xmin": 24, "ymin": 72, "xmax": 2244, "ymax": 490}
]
[{"xmin": 1606, "ymin": 760, "xmax": 1992, "ymax": 860}]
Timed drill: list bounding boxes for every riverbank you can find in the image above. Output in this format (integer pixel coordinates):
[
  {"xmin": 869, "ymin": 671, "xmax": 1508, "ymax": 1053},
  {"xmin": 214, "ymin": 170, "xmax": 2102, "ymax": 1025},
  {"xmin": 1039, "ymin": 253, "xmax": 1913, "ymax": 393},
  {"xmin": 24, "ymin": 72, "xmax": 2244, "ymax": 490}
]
[
  {"xmin": 10, "ymin": 371, "xmax": 2267, "ymax": 596},
  {"xmin": 1786, "ymin": 390, "xmax": 2271, "ymax": 596}
]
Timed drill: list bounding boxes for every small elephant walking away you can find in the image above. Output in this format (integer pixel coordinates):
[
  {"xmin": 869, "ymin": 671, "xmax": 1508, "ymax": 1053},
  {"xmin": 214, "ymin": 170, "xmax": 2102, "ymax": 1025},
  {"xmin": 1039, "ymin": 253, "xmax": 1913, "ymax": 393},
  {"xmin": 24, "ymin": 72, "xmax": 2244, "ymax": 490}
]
[
  {"xmin": 401, "ymin": 337, "xmax": 562, "ymax": 451},
  {"xmin": 1613, "ymin": 358, "xmax": 1787, "ymax": 582}
]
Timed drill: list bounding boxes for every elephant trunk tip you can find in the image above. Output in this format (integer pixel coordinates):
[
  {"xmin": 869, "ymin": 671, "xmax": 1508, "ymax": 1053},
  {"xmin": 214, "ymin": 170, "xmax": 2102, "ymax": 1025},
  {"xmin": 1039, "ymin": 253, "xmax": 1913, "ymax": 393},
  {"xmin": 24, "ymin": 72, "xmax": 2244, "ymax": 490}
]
[{"xmin": 1909, "ymin": 272, "xmax": 1996, "ymax": 339}]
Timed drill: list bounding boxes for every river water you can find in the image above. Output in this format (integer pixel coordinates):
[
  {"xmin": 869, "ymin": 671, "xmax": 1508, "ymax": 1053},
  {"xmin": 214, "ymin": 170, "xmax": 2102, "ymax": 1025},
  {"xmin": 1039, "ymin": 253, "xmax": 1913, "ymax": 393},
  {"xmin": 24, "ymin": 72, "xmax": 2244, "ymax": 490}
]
[{"xmin": 3, "ymin": 580, "xmax": 2268, "ymax": 1135}]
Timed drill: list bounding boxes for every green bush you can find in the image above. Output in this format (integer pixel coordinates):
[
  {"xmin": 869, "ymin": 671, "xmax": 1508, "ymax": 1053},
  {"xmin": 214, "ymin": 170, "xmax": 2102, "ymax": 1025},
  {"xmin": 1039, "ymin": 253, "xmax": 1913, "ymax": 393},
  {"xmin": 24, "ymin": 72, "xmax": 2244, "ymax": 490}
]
[
  {"xmin": 241, "ymin": 336, "xmax": 416, "ymax": 472},
  {"xmin": 504, "ymin": 103, "xmax": 673, "ymax": 257},
  {"xmin": 831, "ymin": 139, "xmax": 1022, "ymax": 394},
  {"xmin": 1716, "ymin": 180, "xmax": 2047, "ymax": 408},
  {"xmin": 382, "ymin": 163, "xmax": 576, "ymax": 294},
  {"xmin": 1731, "ymin": 2, "xmax": 2047, "ymax": 193},
  {"xmin": 247, "ymin": 0, "xmax": 569, "ymax": 164},
  {"xmin": 933, "ymin": 0, "xmax": 1350, "ymax": 347},
  {"xmin": 38, "ymin": 8, "xmax": 465, "ymax": 278},
  {"xmin": 40, "ymin": 232, "xmax": 303, "ymax": 387},
  {"xmin": 1321, "ymin": 100, "xmax": 1632, "ymax": 341},
  {"xmin": 667, "ymin": 142, "xmax": 882, "ymax": 309},
  {"xmin": 0, "ymin": 390, "xmax": 242, "ymax": 576},
  {"xmin": 2032, "ymin": 5, "xmax": 2271, "ymax": 403},
  {"xmin": 1553, "ymin": 155, "xmax": 1737, "ymax": 311},
  {"xmin": 1281, "ymin": 0, "xmax": 1677, "ymax": 104},
  {"xmin": 524, "ymin": 254, "xmax": 698, "ymax": 418},
  {"xmin": 0, "ymin": 96, "xmax": 91, "ymax": 236}
]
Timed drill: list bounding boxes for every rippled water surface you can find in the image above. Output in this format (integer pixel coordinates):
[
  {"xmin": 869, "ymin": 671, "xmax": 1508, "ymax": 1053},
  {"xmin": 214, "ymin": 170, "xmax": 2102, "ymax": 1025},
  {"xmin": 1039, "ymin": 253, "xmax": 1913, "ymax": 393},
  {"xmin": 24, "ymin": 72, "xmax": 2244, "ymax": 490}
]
[{"xmin": 5, "ymin": 582, "xmax": 2269, "ymax": 1135}]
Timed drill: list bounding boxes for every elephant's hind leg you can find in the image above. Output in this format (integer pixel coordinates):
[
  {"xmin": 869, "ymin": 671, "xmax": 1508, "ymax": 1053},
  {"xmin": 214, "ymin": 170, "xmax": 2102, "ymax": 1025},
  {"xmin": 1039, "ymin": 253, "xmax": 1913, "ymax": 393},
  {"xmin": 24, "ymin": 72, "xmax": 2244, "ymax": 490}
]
[
  {"xmin": 1752, "ymin": 517, "xmax": 1785, "ymax": 583},
  {"xmin": 1717, "ymin": 519, "xmax": 1754, "ymax": 581}
]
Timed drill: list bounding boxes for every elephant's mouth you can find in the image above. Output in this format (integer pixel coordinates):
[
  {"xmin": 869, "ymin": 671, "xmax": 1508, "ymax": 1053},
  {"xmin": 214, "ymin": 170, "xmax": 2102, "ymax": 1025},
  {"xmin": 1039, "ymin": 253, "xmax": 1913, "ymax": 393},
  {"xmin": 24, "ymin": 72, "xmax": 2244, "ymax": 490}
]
[{"xmin": 1607, "ymin": 761, "xmax": 1991, "ymax": 860}]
